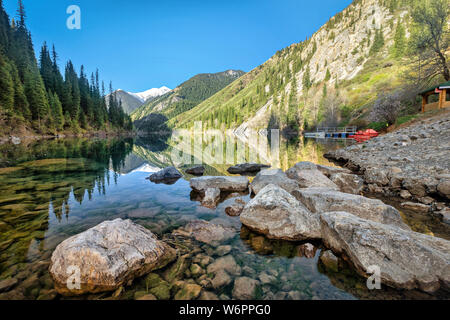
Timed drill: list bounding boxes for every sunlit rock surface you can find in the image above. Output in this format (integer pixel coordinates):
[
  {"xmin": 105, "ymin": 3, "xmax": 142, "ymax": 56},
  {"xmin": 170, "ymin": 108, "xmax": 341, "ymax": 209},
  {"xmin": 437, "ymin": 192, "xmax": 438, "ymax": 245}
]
[{"xmin": 49, "ymin": 219, "xmax": 176, "ymax": 295}]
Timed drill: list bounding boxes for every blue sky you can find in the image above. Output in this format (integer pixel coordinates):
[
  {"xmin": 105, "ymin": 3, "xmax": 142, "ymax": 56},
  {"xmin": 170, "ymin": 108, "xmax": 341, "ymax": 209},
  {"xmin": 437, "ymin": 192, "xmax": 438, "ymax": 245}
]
[{"xmin": 4, "ymin": 0, "xmax": 352, "ymax": 92}]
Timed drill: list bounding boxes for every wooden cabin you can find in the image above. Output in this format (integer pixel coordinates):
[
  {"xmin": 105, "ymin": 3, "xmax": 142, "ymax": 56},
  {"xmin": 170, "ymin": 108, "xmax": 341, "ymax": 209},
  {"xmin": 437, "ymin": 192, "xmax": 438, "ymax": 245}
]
[{"xmin": 420, "ymin": 80, "xmax": 450, "ymax": 112}]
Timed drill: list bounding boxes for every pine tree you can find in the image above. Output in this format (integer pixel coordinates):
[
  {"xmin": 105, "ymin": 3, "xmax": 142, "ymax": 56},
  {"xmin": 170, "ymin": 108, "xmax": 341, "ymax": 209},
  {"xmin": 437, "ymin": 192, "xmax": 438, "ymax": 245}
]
[
  {"xmin": 302, "ymin": 66, "xmax": 312, "ymax": 90},
  {"xmin": 393, "ymin": 19, "xmax": 406, "ymax": 57},
  {"xmin": 0, "ymin": 0, "xmax": 10, "ymax": 53},
  {"xmin": 0, "ymin": 53, "xmax": 14, "ymax": 116},
  {"xmin": 370, "ymin": 28, "xmax": 385, "ymax": 54}
]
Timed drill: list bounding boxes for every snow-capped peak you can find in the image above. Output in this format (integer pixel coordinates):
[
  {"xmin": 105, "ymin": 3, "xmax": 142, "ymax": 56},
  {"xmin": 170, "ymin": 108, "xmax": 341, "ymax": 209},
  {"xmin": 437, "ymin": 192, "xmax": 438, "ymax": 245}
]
[{"xmin": 128, "ymin": 86, "xmax": 171, "ymax": 102}]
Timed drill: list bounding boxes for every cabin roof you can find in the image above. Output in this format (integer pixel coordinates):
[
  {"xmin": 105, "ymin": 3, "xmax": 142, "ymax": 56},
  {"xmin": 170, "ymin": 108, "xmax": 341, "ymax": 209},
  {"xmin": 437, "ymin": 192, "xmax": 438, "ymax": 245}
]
[{"xmin": 420, "ymin": 80, "xmax": 450, "ymax": 95}]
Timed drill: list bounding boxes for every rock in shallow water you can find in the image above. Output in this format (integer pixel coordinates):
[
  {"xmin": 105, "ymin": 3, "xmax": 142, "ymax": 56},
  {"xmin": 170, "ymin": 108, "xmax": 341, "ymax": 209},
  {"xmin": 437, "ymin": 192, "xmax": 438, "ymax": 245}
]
[
  {"xmin": 240, "ymin": 184, "xmax": 321, "ymax": 241},
  {"xmin": 185, "ymin": 165, "xmax": 205, "ymax": 176},
  {"xmin": 147, "ymin": 166, "xmax": 183, "ymax": 184},
  {"xmin": 227, "ymin": 163, "xmax": 271, "ymax": 174},
  {"xmin": 320, "ymin": 211, "xmax": 450, "ymax": 292},
  {"xmin": 49, "ymin": 218, "xmax": 176, "ymax": 295},
  {"xmin": 173, "ymin": 220, "xmax": 235, "ymax": 246},
  {"xmin": 225, "ymin": 199, "xmax": 246, "ymax": 216},
  {"xmin": 232, "ymin": 277, "xmax": 259, "ymax": 300},
  {"xmin": 190, "ymin": 176, "xmax": 249, "ymax": 192}
]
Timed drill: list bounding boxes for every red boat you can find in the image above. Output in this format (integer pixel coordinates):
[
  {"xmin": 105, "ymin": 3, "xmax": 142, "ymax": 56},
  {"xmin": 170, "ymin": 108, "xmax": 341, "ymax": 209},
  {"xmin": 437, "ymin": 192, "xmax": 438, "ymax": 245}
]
[{"xmin": 348, "ymin": 129, "xmax": 379, "ymax": 142}]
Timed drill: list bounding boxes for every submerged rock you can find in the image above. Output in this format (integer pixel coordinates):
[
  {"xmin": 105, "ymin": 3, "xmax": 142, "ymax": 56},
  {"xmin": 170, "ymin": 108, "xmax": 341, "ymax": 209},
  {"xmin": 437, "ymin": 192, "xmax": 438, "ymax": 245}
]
[
  {"xmin": 225, "ymin": 198, "xmax": 246, "ymax": 217},
  {"xmin": 292, "ymin": 188, "xmax": 409, "ymax": 230},
  {"xmin": 296, "ymin": 243, "xmax": 317, "ymax": 258},
  {"xmin": 240, "ymin": 184, "xmax": 321, "ymax": 241},
  {"xmin": 185, "ymin": 165, "xmax": 205, "ymax": 176},
  {"xmin": 190, "ymin": 176, "xmax": 249, "ymax": 192},
  {"xmin": 232, "ymin": 277, "xmax": 259, "ymax": 300},
  {"xmin": 286, "ymin": 162, "xmax": 339, "ymax": 190},
  {"xmin": 211, "ymin": 269, "xmax": 232, "ymax": 289},
  {"xmin": 227, "ymin": 163, "xmax": 271, "ymax": 174},
  {"xmin": 173, "ymin": 220, "xmax": 235, "ymax": 246},
  {"xmin": 319, "ymin": 250, "xmax": 339, "ymax": 273},
  {"xmin": 320, "ymin": 211, "xmax": 450, "ymax": 292},
  {"xmin": 174, "ymin": 283, "xmax": 202, "ymax": 300},
  {"xmin": 250, "ymin": 169, "xmax": 299, "ymax": 195},
  {"xmin": 49, "ymin": 219, "xmax": 176, "ymax": 295},
  {"xmin": 147, "ymin": 166, "xmax": 182, "ymax": 184},
  {"xmin": 207, "ymin": 255, "xmax": 241, "ymax": 276}
]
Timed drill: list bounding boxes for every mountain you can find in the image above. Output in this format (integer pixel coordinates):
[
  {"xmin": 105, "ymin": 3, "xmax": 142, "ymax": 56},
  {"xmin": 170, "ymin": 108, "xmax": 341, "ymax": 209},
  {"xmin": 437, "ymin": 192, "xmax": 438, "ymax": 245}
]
[
  {"xmin": 131, "ymin": 70, "xmax": 245, "ymax": 124},
  {"xmin": 170, "ymin": 0, "xmax": 439, "ymax": 133},
  {"xmin": 106, "ymin": 87, "xmax": 171, "ymax": 115},
  {"xmin": 129, "ymin": 86, "xmax": 171, "ymax": 103},
  {"xmin": 105, "ymin": 90, "xmax": 143, "ymax": 114}
]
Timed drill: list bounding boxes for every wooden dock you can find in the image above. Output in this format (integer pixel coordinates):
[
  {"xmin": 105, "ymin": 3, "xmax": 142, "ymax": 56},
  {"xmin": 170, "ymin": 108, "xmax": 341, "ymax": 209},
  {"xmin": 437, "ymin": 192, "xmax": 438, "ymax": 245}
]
[{"xmin": 304, "ymin": 126, "xmax": 357, "ymax": 139}]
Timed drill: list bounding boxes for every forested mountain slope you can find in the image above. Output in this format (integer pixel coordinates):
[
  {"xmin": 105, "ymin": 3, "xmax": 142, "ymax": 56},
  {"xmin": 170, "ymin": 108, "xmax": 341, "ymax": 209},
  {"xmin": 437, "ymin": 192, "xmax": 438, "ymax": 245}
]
[
  {"xmin": 0, "ymin": 0, "xmax": 132, "ymax": 137},
  {"xmin": 131, "ymin": 70, "xmax": 245, "ymax": 123},
  {"xmin": 171, "ymin": 0, "xmax": 448, "ymax": 133}
]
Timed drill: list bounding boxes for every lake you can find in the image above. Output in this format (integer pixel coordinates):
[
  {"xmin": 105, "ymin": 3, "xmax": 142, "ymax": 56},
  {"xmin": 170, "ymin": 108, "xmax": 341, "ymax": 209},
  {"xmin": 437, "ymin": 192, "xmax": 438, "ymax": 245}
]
[{"xmin": 0, "ymin": 134, "xmax": 447, "ymax": 300}]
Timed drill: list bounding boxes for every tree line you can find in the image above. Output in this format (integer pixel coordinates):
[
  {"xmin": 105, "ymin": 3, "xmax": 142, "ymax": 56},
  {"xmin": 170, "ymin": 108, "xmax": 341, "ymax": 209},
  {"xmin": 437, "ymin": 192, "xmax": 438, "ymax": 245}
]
[{"xmin": 0, "ymin": 0, "xmax": 132, "ymax": 136}]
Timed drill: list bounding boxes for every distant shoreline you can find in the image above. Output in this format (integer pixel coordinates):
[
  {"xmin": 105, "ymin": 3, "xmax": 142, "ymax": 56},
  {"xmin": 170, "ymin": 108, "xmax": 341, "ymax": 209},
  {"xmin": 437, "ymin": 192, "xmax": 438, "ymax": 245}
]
[{"xmin": 0, "ymin": 130, "xmax": 135, "ymax": 145}]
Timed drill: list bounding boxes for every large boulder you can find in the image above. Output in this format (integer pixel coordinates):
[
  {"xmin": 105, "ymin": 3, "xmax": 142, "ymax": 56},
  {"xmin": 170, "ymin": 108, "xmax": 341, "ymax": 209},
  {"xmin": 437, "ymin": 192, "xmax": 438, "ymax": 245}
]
[
  {"xmin": 286, "ymin": 162, "xmax": 339, "ymax": 190},
  {"xmin": 190, "ymin": 176, "xmax": 249, "ymax": 193},
  {"xmin": 320, "ymin": 212, "xmax": 450, "ymax": 292},
  {"xmin": 147, "ymin": 166, "xmax": 182, "ymax": 184},
  {"xmin": 330, "ymin": 172, "xmax": 364, "ymax": 194},
  {"xmin": 173, "ymin": 220, "xmax": 235, "ymax": 246},
  {"xmin": 250, "ymin": 169, "xmax": 299, "ymax": 195},
  {"xmin": 292, "ymin": 188, "xmax": 409, "ymax": 230},
  {"xmin": 227, "ymin": 163, "xmax": 271, "ymax": 174},
  {"xmin": 240, "ymin": 184, "xmax": 321, "ymax": 241},
  {"xmin": 49, "ymin": 219, "xmax": 176, "ymax": 295}
]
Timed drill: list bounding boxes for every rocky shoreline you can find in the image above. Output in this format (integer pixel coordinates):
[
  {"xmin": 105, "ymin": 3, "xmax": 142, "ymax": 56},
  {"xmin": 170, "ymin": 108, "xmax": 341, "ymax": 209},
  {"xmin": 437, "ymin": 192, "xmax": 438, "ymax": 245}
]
[{"xmin": 325, "ymin": 113, "xmax": 450, "ymax": 224}]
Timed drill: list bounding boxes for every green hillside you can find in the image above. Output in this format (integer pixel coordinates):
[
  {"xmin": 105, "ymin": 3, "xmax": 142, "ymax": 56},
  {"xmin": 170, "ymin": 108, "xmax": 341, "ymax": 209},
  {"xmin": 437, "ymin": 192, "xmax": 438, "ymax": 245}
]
[
  {"xmin": 131, "ymin": 69, "xmax": 245, "ymax": 123},
  {"xmin": 171, "ymin": 0, "xmax": 449, "ymax": 133}
]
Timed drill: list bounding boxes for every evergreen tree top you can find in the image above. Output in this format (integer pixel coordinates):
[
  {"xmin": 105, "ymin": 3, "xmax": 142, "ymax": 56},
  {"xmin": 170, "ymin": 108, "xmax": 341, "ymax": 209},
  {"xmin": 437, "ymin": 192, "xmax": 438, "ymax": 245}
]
[{"xmin": 16, "ymin": 0, "xmax": 26, "ymax": 28}]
